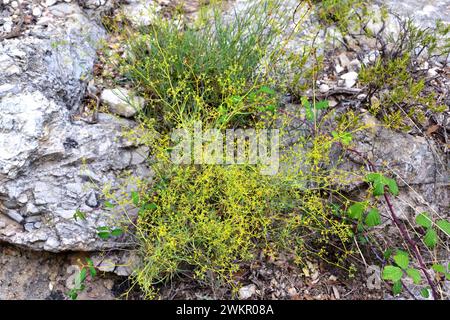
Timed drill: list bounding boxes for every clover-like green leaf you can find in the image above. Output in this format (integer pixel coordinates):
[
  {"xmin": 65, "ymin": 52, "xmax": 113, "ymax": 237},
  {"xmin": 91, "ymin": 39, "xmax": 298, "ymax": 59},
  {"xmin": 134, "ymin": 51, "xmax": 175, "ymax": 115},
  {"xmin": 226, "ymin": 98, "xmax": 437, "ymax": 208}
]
[
  {"xmin": 382, "ymin": 265, "xmax": 403, "ymax": 282},
  {"xmin": 365, "ymin": 208, "xmax": 381, "ymax": 227},
  {"xmin": 347, "ymin": 202, "xmax": 366, "ymax": 220},
  {"xmin": 415, "ymin": 212, "xmax": 432, "ymax": 229},
  {"xmin": 424, "ymin": 229, "xmax": 438, "ymax": 248},
  {"xmin": 393, "ymin": 250, "xmax": 409, "ymax": 269},
  {"xmin": 406, "ymin": 268, "xmax": 421, "ymax": 284},
  {"xmin": 436, "ymin": 219, "xmax": 450, "ymax": 236}
]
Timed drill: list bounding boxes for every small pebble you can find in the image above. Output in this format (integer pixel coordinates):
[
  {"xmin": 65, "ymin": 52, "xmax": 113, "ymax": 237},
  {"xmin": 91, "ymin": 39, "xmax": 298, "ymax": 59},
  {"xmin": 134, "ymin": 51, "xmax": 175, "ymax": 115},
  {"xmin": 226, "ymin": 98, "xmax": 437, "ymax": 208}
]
[
  {"xmin": 319, "ymin": 83, "xmax": 330, "ymax": 93},
  {"xmin": 32, "ymin": 7, "xmax": 42, "ymax": 17}
]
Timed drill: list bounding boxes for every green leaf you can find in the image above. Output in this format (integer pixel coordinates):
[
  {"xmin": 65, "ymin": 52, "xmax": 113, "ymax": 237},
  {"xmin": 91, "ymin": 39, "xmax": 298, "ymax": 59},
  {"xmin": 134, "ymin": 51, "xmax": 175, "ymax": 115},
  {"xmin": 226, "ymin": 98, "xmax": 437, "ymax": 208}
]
[
  {"xmin": 366, "ymin": 173, "xmax": 398, "ymax": 197},
  {"xmin": 406, "ymin": 268, "xmax": 421, "ymax": 284},
  {"xmin": 75, "ymin": 268, "xmax": 87, "ymax": 289},
  {"xmin": 97, "ymin": 232, "xmax": 110, "ymax": 239},
  {"xmin": 147, "ymin": 203, "xmax": 158, "ymax": 210},
  {"xmin": 382, "ymin": 265, "xmax": 403, "ymax": 282},
  {"xmin": 139, "ymin": 203, "xmax": 158, "ymax": 217},
  {"xmin": 420, "ymin": 288, "xmax": 430, "ymax": 298},
  {"xmin": 332, "ymin": 131, "xmax": 353, "ymax": 146},
  {"xmin": 86, "ymin": 258, "xmax": 97, "ymax": 278},
  {"xmin": 104, "ymin": 201, "xmax": 115, "ymax": 209},
  {"xmin": 386, "ymin": 178, "xmax": 399, "ymax": 196},
  {"xmin": 424, "ymin": 229, "xmax": 438, "ymax": 248},
  {"xmin": 301, "ymin": 96, "xmax": 311, "ymax": 108},
  {"xmin": 366, "ymin": 173, "xmax": 382, "ymax": 182},
  {"xmin": 314, "ymin": 100, "xmax": 329, "ymax": 110},
  {"xmin": 73, "ymin": 209, "xmax": 86, "ymax": 221},
  {"xmin": 340, "ymin": 132, "xmax": 353, "ymax": 146},
  {"xmin": 393, "ymin": 250, "xmax": 409, "ymax": 269},
  {"xmin": 68, "ymin": 289, "xmax": 78, "ymax": 300},
  {"xmin": 347, "ymin": 202, "xmax": 366, "ymax": 220},
  {"xmin": 366, "ymin": 173, "xmax": 386, "ymax": 196},
  {"xmin": 392, "ymin": 280, "xmax": 402, "ymax": 295},
  {"xmin": 373, "ymin": 183, "xmax": 385, "ymax": 196},
  {"xmin": 415, "ymin": 213, "xmax": 432, "ymax": 229},
  {"xmin": 365, "ymin": 208, "xmax": 381, "ymax": 227},
  {"xmin": 301, "ymin": 97, "xmax": 314, "ymax": 121},
  {"xmin": 384, "ymin": 249, "xmax": 393, "ymax": 260},
  {"xmin": 110, "ymin": 228, "xmax": 123, "ymax": 237},
  {"xmin": 432, "ymin": 264, "xmax": 446, "ymax": 273},
  {"xmin": 358, "ymin": 235, "xmax": 368, "ymax": 245},
  {"xmin": 131, "ymin": 191, "xmax": 140, "ymax": 206},
  {"xmin": 259, "ymin": 86, "xmax": 275, "ymax": 95},
  {"xmin": 436, "ymin": 219, "xmax": 450, "ymax": 236}
]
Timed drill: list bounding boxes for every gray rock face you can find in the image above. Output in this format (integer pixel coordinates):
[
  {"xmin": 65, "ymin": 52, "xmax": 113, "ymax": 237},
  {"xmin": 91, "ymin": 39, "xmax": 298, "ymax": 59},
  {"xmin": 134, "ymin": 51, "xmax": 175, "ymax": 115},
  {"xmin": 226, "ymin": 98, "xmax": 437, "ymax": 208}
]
[
  {"xmin": 381, "ymin": 0, "xmax": 450, "ymax": 28},
  {"xmin": 0, "ymin": 1, "xmax": 149, "ymax": 252},
  {"xmin": 0, "ymin": 244, "xmax": 119, "ymax": 300},
  {"xmin": 351, "ymin": 115, "xmax": 448, "ymax": 187}
]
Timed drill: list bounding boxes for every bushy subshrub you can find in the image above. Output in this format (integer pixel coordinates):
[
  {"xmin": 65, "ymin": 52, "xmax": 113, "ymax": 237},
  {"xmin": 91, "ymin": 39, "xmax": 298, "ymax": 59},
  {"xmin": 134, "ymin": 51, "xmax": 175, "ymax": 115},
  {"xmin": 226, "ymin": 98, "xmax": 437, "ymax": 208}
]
[{"xmin": 116, "ymin": 0, "xmax": 291, "ymax": 130}]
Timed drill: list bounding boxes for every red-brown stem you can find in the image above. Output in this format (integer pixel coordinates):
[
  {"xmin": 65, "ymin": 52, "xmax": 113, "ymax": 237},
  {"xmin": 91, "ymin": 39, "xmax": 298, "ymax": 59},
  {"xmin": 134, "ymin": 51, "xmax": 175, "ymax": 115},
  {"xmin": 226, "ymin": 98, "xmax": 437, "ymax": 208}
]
[
  {"xmin": 341, "ymin": 143, "xmax": 439, "ymax": 300},
  {"xmin": 383, "ymin": 193, "xmax": 438, "ymax": 300}
]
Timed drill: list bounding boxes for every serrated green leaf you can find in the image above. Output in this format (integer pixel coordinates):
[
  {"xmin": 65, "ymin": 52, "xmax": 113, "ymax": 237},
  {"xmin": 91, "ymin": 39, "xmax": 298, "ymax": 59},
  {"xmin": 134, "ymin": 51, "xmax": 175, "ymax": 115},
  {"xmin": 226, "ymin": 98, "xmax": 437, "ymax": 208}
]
[
  {"xmin": 347, "ymin": 202, "xmax": 366, "ymax": 220},
  {"xmin": 432, "ymin": 264, "xmax": 446, "ymax": 273},
  {"xmin": 406, "ymin": 268, "xmax": 421, "ymax": 284},
  {"xmin": 365, "ymin": 208, "xmax": 381, "ymax": 227},
  {"xmin": 424, "ymin": 228, "xmax": 438, "ymax": 248},
  {"xmin": 415, "ymin": 213, "xmax": 432, "ymax": 229},
  {"xmin": 392, "ymin": 280, "xmax": 402, "ymax": 295},
  {"xmin": 373, "ymin": 183, "xmax": 385, "ymax": 196},
  {"xmin": 382, "ymin": 265, "xmax": 403, "ymax": 282},
  {"xmin": 366, "ymin": 173, "xmax": 383, "ymax": 183},
  {"xmin": 386, "ymin": 178, "xmax": 399, "ymax": 196},
  {"xmin": 420, "ymin": 288, "xmax": 430, "ymax": 298},
  {"xmin": 436, "ymin": 219, "xmax": 450, "ymax": 236},
  {"xmin": 366, "ymin": 173, "xmax": 398, "ymax": 197},
  {"xmin": 393, "ymin": 250, "xmax": 409, "ymax": 269}
]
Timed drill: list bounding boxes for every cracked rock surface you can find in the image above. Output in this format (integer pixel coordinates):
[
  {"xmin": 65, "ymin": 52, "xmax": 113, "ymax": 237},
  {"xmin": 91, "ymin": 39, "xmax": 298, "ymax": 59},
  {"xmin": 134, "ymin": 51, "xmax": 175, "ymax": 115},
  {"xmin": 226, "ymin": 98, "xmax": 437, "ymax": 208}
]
[{"xmin": 0, "ymin": 0, "xmax": 149, "ymax": 252}]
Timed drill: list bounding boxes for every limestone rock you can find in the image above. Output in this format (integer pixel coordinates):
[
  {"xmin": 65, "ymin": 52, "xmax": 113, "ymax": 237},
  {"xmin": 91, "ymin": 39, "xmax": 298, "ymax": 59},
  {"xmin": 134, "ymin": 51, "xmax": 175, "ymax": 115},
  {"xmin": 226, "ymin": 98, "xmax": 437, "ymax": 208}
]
[{"xmin": 0, "ymin": 1, "xmax": 150, "ymax": 252}]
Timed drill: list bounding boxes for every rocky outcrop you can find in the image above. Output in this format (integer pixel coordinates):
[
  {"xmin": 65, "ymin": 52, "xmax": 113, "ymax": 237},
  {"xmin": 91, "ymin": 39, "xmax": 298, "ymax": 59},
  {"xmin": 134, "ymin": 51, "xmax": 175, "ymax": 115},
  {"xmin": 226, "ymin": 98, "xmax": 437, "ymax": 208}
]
[{"xmin": 0, "ymin": 1, "xmax": 149, "ymax": 252}]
